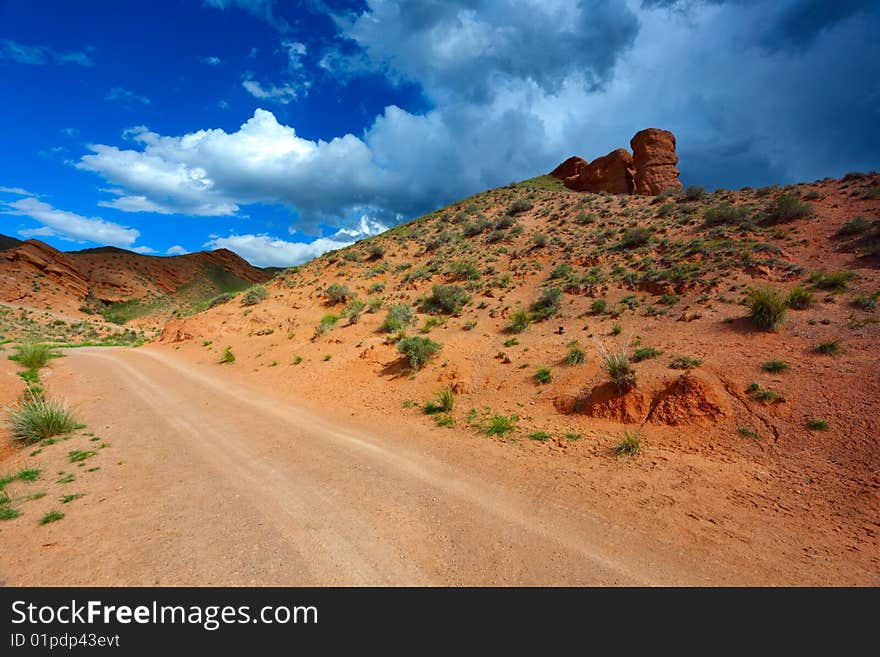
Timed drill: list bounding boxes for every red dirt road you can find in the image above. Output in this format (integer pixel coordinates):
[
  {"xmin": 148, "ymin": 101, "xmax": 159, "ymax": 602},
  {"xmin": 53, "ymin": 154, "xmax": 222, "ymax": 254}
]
[{"xmin": 0, "ymin": 347, "xmax": 873, "ymax": 585}]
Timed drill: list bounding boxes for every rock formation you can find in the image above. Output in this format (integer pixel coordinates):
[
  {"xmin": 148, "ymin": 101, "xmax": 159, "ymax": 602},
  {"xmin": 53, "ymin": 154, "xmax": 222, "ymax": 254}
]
[
  {"xmin": 549, "ymin": 156, "xmax": 587, "ymax": 180},
  {"xmin": 563, "ymin": 148, "xmax": 635, "ymax": 195},
  {"xmin": 551, "ymin": 128, "xmax": 682, "ymax": 196},
  {"xmin": 630, "ymin": 128, "xmax": 683, "ymax": 196}
]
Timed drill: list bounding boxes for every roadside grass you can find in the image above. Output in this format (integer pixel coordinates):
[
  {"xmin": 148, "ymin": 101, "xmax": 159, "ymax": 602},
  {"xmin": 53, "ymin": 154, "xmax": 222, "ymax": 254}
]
[
  {"xmin": 7, "ymin": 396, "xmax": 82, "ymax": 444},
  {"xmin": 40, "ymin": 510, "xmax": 64, "ymax": 525},
  {"xmin": 423, "ymin": 388, "xmax": 454, "ymax": 415},
  {"xmin": 8, "ymin": 342, "xmax": 62, "ymax": 369}
]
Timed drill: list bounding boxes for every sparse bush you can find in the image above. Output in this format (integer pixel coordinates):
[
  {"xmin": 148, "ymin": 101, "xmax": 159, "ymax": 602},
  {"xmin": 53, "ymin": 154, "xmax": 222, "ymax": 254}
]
[
  {"xmin": 747, "ymin": 287, "xmax": 787, "ymax": 330},
  {"xmin": 325, "ymin": 283, "xmax": 353, "ymax": 305},
  {"xmin": 761, "ymin": 360, "xmax": 789, "ymax": 373},
  {"xmin": 595, "ymin": 339, "xmax": 636, "ymax": 392},
  {"xmin": 380, "ymin": 304, "xmax": 413, "ymax": 332},
  {"xmin": 747, "ymin": 382, "xmax": 778, "ymax": 402},
  {"xmin": 8, "ymin": 395, "xmax": 80, "ymax": 444},
  {"xmin": 436, "ymin": 387, "xmax": 455, "ymax": 413},
  {"xmin": 506, "ymin": 310, "xmax": 530, "ymax": 334},
  {"xmin": 397, "ymin": 337, "xmax": 442, "ymax": 370},
  {"xmin": 852, "ymin": 294, "xmax": 877, "ymax": 311},
  {"xmin": 366, "ymin": 243, "xmax": 385, "ymax": 260},
  {"xmin": 669, "ymin": 355, "xmax": 703, "ymax": 370},
  {"xmin": 506, "ymin": 200, "xmax": 533, "ymax": 216},
  {"xmin": 207, "ymin": 292, "xmax": 234, "ymax": 309},
  {"xmin": 529, "ymin": 287, "xmax": 562, "ymax": 321},
  {"xmin": 534, "ymin": 367, "xmax": 552, "ymax": 384},
  {"xmin": 684, "ymin": 185, "xmax": 706, "ymax": 201},
  {"xmin": 806, "ymin": 418, "xmax": 829, "ymax": 431},
  {"xmin": 40, "ymin": 510, "xmax": 64, "ymax": 525},
  {"xmin": 315, "ymin": 314, "xmax": 339, "ymax": 336},
  {"xmin": 763, "ymin": 193, "xmax": 812, "ymax": 224},
  {"xmin": 590, "ymin": 299, "xmax": 608, "ymax": 315},
  {"xmin": 345, "ymin": 299, "xmax": 366, "ymax": 323},
  {"xmin": 836, "ymin": 216, "xmax": 871, "ymax": 237},
  {"xmin": 549, "ymin": 263, "xmax": 573, "ymax": 280},
  {"xmin": 815, "ymin": 339, "xmax": 842, "ymax": 356},
  {"xmin": 240, "ymin": 285, "xmax": 268, "ymax": 306},
  {"xmin": 703, "ymin": 202, "xmax": 748, "ymax": 226},
  {"xmin": 420, "ymin": 285, "xmax": 470, "ymax": 315},
  {"xmin": 809, "ymin": 270, "xmax": 853, "ymax": 292},
  {"xmin": 631, "ymin": 347, "xmax": 661, "ymax": 362},
  {"xmin": 424, "ymin": 388, "xmax": 455, "ymax": 415},
  {"xmin": 448, "ymin": 260, "xmax": 480, "ymax": 281},
  {"xmin": 219, "ymin": 346, "xmax": 235, "ymax": 364},
  {"xmin": 617, "ymin": 227, "xmax": 652, "ymax": 249},
  {"xmin": 786, "ymin": 287, "xmax": 814, "ymax": 310},
  {"xmin": 485, "ymin": 414, "xmax": 517, "ymax": 436},
  {"xmin": 614, "ymin": 430, "xmax": 641, "ymax": 457},
  {"xmin": 531, "ymin": 233, "xmax": 548, "ymax": 248},
  {"xmin": 566, "ymin": 341, "xmax": 586, "ymax": 365}
]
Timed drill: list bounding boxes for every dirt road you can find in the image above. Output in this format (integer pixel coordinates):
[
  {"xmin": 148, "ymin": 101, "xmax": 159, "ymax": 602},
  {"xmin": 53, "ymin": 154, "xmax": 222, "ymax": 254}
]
[{"xmin": 0, "ymin": 347, "xmax": 839, "ymax": 586}]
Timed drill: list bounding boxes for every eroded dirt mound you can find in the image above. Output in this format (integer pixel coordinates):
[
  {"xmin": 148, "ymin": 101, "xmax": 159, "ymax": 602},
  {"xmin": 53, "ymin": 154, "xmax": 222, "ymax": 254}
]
[
  {"xmin": 578, "ymin": 382, "xmax": 650, "ymax": 423},
  {"xmin": 647, "ymin": 374, "xmax": 730, "ymax": 426}
]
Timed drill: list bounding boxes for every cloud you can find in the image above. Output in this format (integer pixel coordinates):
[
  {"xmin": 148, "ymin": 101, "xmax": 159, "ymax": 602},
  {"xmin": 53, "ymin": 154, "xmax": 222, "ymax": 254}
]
[
  {"xmin": 166, "ymin": 245, "xmax": 188, "ymax": 255},
  {"xmin": 283, "ymin": 41, "xmax": 307, "ymax": 70},
  {"xmin": 199, "ymin": 55, "xmax": 222, "ymax": 65},
  {"xmin": 202, "ymin": 0, "xmax": 289, "ymax": 31},
  {"xmin": 2, "ymin": 197, "xmax": 141, "ymax": 247},
  {"xmin": 0, "ymin": 39, "xmax": 94, "ymax": 66},
  {"xmin": 204, "ymin": 215, "xmax": 388, "ymax": 267},
  {"xmin": 241, "ymin": 79, "xmax": 298, "ymax": 104},
  {"xmin": 76, "ymin": 0, "xmax": 880, "ymax": 247},
  {"xmin": 217, "ymin": 100, "xmax": 230, "ymax": 109},
  {"xmin": 336, "ymin": 0, "xmax": 640, "ymax": 101},
  {"xmin": 77, "ymin": 109, "xmax": 404, "ymax": 225},
  {"xmin": 106, "ymin": 86, "xmax": 150, "ymax": 105},
  {"xmin": 0, "ymin": 186, "xmax": 35, "ymax": 196}
]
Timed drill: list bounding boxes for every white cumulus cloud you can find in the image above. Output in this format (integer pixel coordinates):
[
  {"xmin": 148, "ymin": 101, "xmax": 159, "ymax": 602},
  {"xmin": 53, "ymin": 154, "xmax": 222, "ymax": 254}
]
[
  {"xmin": 3, "ymin": 197, "xmax": 142, "ymax": 248},
  {"xmin": 204, "ymin": 214, "xmax": 388, "ymax": 267}
]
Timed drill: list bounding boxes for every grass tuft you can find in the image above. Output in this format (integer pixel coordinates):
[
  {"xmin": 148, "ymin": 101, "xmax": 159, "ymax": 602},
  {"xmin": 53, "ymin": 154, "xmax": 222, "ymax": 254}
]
[{"xmin": 8, "ymin": 396, "xmax": 81, "ymax": 444}]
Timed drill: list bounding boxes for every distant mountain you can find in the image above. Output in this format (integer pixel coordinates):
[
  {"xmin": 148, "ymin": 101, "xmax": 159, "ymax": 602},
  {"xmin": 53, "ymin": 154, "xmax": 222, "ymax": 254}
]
[
  {"xmin": 0, "ymin": 237, "xmax": 270, "ymax": 326},
  {"xmin": 0, "ymin": 234, "xmax": 24, "ymax": 252}
]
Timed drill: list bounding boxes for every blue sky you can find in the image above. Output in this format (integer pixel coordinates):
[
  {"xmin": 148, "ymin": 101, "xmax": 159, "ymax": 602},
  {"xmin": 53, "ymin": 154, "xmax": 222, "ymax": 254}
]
[{"xmin": 1, "ymin": 0, "xmax": 878, "ymax": 266}]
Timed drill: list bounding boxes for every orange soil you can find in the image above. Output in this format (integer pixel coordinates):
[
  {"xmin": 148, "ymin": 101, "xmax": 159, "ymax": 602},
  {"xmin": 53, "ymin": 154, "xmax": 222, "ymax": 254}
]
[{"xmin": 1, "ymin": 173, "xmax": 878, "ymax": 585}]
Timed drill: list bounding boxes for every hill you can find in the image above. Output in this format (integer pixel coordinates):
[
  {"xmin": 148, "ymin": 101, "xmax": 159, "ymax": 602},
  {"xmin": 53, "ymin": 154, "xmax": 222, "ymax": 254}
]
[
  {"xmin": 160, "ymin": 171, "xmax": 880, "ymax": 576},
  {"xmin": 0, "ymin": 237, "xmax": 269, "ymax": 334}
]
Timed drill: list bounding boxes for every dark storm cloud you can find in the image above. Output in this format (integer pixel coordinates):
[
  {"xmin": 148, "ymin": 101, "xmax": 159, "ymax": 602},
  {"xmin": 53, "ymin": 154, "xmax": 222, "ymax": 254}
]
[
  {"xmin": 759, "ymin": 0, "xmax": 879, "ymax": 52},
  {"xmin": 339, "ymin": 0, "xmax": 641, "ymax": 101}
]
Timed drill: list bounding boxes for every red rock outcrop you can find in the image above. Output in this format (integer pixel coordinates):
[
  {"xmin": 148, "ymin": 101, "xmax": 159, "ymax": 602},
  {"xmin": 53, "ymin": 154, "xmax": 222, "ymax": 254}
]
[
  {"xmin": 563, "ymin": 148, "xmax": 635, "ymax": 194},
  {"xmin": 630, "ymin": 128, "xmax": 683, "ymax": 196},
  {"xmin": 550, "ymin": 156, "xmax": 587, "ymax": 180},
  {"xmin": 1, "ymin": 240, "xmax": 90, "ymax": 302},
  {"xmin": 550, "ymin": 128, "xmax": 683, "ymax": 196}
]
